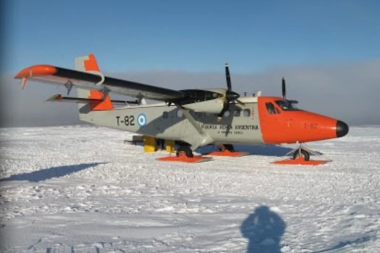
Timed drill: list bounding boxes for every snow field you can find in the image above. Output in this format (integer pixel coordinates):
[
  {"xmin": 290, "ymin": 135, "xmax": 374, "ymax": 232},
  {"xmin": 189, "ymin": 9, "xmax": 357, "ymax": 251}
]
[{"xmin": 0, "ymin": 126, "xmax": 379, "ymax": 252}]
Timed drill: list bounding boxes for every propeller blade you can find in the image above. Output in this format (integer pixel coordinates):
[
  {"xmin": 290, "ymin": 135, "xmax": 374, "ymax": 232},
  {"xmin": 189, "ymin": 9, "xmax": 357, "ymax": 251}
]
[
  {"xmin": 225, "ymin": 63, "xmax": 231, "ymax": 91},
  {"xmin": 282, "ymin": 77, "xmax": 286, "ymax": 99},
  {"xmin": 281, "ymin": 78, "xmax": 298, "ymax": 104},
  {"xmin": 217, "ymin": 103, "xmax": 227, "ymax": 120}
]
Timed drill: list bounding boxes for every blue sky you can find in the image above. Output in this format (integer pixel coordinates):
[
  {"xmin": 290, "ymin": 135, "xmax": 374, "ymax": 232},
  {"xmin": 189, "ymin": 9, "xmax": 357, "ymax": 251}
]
[
  {"xmin": 4, "ymin": 0, "xmax": 380, "ymax": 74},
  {"xmin": 2, "ymin": 1, "xmax": 380, "ymax": 126}
]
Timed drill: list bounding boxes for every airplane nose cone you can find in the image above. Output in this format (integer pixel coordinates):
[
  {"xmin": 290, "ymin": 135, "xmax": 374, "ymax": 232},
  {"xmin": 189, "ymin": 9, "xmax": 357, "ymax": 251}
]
[{"xmin": 336, "ymin": 120, "xmax": 349, "ymax": 138}]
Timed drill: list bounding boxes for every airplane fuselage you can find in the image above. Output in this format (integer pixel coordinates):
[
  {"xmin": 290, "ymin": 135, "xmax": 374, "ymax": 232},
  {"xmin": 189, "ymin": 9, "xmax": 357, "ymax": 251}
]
[{"xmin": 79, "ymin": 96, "xmax": 347, "ymax": 149}]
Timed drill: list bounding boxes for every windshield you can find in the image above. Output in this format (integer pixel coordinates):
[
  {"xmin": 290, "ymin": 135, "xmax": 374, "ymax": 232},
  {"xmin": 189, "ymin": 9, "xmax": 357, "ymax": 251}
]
[{"xmin": 275, "ymin": 100, "xmax": 299, "ymax": 111}]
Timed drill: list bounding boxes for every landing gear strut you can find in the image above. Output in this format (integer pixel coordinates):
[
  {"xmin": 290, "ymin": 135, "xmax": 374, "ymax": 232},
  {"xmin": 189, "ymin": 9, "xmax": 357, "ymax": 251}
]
[
  {"xmin": 218, "ymin": 144, "xmax": 235, "ymax": 152},
  {"xmin": 157, "ymin": 143, "xmax": 210, "ymax": 163},
  {"xmin": 288, "ymin": 144, "xmax": 319, "ymax": 161},
  {"xmin": 273, "ymin": 144, "xmax": 329, "ymax": 165},
  {"xmin": 176, "ymin": 145, "xmax": 194, "ymax": 158},
  {"xmin": 206, "ymin": 144, "xmax": 248, "ymax": 157},
  {"xmin": 292, "ymin": 148, "xmax": 310, "ymax": 161}
]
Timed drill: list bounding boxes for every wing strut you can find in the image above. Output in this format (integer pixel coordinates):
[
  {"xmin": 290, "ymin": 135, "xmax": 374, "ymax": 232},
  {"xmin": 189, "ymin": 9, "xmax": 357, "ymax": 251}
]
[
  {"xmin": 64, "ymin": 81, "xmax": 73, "ymax": 95},
  {"xmin": 21, "ymin": 77, "xmax": 28, "ymax": 90},
  {"xmin": 179, "ymin": 107, "xmax": 213, "ymax": 150}
]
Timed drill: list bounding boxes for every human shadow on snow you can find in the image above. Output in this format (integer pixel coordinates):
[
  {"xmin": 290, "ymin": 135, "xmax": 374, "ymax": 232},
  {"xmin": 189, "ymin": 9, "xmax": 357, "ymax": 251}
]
[
  {"xmin": 241, "ymin": 206, "xmax": 286, "ymax": 253},
  {"xmin": 0, "ymin": 163, "xmax": 105, "ymax": 183}
]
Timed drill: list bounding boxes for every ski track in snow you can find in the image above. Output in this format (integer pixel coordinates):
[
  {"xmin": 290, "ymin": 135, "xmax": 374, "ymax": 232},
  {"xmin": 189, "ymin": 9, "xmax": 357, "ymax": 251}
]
[{"xmin": 0, "ymin": 126, "xmax": 379, "ymax": 252}]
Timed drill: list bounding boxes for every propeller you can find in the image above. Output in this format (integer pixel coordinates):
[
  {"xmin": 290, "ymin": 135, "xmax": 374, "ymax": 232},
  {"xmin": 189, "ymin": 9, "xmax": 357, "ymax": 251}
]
[
  {"xmin": 282, "ymin": 77, "xmax": 286, "ymax": 99},
  {"xmin": 281, "ymin": 77, "xmax": 298, "ymax": 104},
  {"xmin": 217, "ymin": 63, "xmax": 240, "ymax": 118},
  {"xmin": 225, "ymin": 63, "xmax": 232, "ymax": 91}
]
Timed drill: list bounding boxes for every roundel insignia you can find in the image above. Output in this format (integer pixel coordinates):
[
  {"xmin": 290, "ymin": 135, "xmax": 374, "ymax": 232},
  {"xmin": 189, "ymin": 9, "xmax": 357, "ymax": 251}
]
[{"xmin": 137, "ymin": 113, "xmax": 147, "ymax": 127}]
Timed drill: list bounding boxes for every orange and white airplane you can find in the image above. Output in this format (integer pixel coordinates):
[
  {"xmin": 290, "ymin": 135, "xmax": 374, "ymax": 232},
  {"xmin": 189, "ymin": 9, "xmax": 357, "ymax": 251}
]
[{"xmin": 15, "ymin": 54, "xmax": 349, "ymax": 164}]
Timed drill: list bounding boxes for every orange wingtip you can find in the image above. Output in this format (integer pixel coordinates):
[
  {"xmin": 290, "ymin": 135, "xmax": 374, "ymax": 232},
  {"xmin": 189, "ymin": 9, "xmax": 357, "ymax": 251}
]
[{"xmin": 14, "ymin": 65, "xmax": 57, "ymax": 79}]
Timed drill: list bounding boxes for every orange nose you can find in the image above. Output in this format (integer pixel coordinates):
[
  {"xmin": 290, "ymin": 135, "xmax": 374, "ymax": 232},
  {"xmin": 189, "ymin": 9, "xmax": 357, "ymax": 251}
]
[
  {"xmin": 294, "ymin": 116, "xmax": 349, "ymax": 143},
  {"xmin": 260, "ymin": 111, "xmax": 349, "ymax": 144},
  {"xmin": 295, "ymin": 116, "xmax": 349, "ymax": 143}
]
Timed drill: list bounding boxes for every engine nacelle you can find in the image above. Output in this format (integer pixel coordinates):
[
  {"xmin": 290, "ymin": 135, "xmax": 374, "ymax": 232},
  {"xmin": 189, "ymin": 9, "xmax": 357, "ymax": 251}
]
[{"xmin": 182, "ymin": 98, "xmax": 224, "ymax": 114}]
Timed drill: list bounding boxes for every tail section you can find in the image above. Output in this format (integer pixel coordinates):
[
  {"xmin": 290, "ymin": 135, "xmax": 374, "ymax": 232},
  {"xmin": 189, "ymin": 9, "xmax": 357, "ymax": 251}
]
[{"xmin": 75, "ymin": 54, "xmax": 114, "ymax": 112}]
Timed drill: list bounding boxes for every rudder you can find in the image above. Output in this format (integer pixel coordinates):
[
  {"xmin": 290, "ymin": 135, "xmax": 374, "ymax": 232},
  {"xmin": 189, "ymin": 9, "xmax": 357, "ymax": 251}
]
[{"xmin": 75, "ymin": 54, "xmax": 114, "ymax": 112}]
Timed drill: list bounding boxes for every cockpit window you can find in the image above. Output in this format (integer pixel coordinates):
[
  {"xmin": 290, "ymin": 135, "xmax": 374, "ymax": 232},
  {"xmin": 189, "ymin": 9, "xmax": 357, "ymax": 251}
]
[
  {"xmin": 275, "ymin": 100, "xmax": 299, "ymax": 111},
  {"xmin": 265, "ymin": 102, "xmax": 279, "ymax": 114}
]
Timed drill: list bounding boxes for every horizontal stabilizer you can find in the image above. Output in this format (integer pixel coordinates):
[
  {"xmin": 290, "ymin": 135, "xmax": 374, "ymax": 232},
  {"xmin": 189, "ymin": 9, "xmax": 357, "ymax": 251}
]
[{"xmin": 46, "ymin": 94, "xmax": 139, "ymax": 105}]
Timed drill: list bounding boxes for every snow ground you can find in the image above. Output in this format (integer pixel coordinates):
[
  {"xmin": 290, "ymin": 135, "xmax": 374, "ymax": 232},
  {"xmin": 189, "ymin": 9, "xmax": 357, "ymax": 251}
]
[{"xmin": 0, "ymin": 125, "xmax": 379, "ymax": 253}]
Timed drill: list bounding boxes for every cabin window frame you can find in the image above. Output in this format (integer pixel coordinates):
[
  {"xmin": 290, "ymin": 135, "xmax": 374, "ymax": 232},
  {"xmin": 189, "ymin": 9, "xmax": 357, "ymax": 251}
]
[
  {"xmin": 233, "ymin": 109, "xmax": 241, "ymax": 117},
  {"xmin": 265, "ymin": 102, "xmax": 280, "ymax": 115},
  {"xmin": 223, "ymin": 110, "xmax": 231, "ymax": 118},
  {"xmin": 275, "ymin": 100, "xmax": 299, "ymax": 111},
  {"xmin": 243, "ymin": 109, "xmax": 250, "ymax": 117}
]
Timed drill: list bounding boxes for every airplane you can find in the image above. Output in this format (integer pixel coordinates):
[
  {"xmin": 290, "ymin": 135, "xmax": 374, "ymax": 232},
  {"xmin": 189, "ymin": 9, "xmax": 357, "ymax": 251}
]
[{"xmin": 14, "ymin": 54, "xmax": 349, "ymax": 164}]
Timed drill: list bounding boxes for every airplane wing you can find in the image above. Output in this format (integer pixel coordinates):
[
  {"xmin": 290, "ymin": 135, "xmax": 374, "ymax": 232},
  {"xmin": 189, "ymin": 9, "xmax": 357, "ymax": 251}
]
[
  {"xmin": 14, "ymin": 65, "xmax": 184, "ymax": 102},
  {"xmin": 14, "ymin": 58, "xmax": 239, "ymax": 115}
]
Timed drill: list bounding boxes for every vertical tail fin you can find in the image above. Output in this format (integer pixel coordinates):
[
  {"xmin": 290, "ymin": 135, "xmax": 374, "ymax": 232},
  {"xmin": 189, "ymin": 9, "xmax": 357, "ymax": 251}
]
[{"xmin": 75, "ymin": 54, "xmax": 114, "ymax": 112}]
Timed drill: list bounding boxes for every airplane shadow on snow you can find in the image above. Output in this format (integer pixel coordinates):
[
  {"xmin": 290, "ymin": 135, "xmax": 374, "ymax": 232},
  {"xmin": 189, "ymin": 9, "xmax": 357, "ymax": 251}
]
[
  {"xmin": 312, "ymin": 236, "xmax": 372, "ymax": 253},
  {"xmin": 199, "ymin": 144, "xmax": 293, "ymax": 157},
  {"xmin": 0, "ymin": 163, "xmax": 105, "ymax": 183},
  {"xmin": 126, "ymin": 141, "xmax": 293, "ymax": 157}
]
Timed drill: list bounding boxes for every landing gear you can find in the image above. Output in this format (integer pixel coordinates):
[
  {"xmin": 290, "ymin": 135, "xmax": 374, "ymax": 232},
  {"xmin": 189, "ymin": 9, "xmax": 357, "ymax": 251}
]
[
  {"xmin": 292, "ymin": 148, "xmax": 310, "ymax": 161},
  {"xmin": 219, "ymin": 144, "xmax": 235, "ymax": 152},
  {"xmin": 288, "ymin": 145, "xmax": 316, "ymax": 161},
  {"xmin": 273, "ymin": 144, "xmax": 329, "ymax": 165},
  {"xmin": 206, "ymin": 144, "xmax": 248, "ymax": 157},
  {"xmin": 176, "ymin": 145, "xmax": 194, "ymax": 158},
  {"xmin": 157, "ymin": 143, "xmax": 210, "ymax": 163}
]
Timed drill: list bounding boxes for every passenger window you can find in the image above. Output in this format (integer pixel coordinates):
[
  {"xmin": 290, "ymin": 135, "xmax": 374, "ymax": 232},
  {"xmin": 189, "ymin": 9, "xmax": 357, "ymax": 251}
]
[
  {"xmin": 177, "ymin": 109, "xmax": 183, "ymax": 118},
  {"xmin": 233, "ymin": 109, "xmax": 241, "ymax": 117},
  {"xmin": 243, "ymin": 109, "xmax": 250, "ymax": 117},
  {"xmin": 163, "ymin": 111, "xmax": 169, "ymax": 119},
  {"xmin": 223, "ymin": 110, "xmax": 231, "ymax": 117}
]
